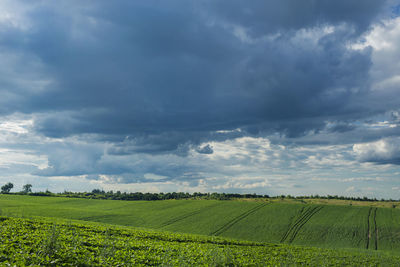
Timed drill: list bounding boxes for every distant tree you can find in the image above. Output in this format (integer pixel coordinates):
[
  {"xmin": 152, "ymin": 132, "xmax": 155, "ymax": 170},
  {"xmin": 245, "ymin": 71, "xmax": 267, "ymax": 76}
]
[
  {"xmin": 92, "ymin": 189, "xmax": 103, "ymax": 194},
  {"xmin": 22, "ymin": 184, "xmax": 32, "ymax": 194},
  {"xmin": 1, "ymin": 182, "xmax": 14, "ymax": 194}
]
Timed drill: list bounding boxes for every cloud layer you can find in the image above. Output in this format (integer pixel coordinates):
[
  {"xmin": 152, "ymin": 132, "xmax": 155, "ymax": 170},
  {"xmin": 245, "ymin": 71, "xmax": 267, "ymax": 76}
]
[{"xmin": 0, "ymin": 0, "xmax": 400, "ymax": 198}]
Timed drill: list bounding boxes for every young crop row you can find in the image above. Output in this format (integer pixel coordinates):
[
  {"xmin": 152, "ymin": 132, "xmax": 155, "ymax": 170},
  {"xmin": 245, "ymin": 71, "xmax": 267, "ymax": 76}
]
[
  {"xmin": 280, "ymin": 205, "xmax": 323, "ymax": 244},
  {"xmin": 0, "ymin": 216, "xmax": 399, "ymax": 266},
  {"xmin": 210, "ymin": 202, "xmax": 269, "ymax": 236}
]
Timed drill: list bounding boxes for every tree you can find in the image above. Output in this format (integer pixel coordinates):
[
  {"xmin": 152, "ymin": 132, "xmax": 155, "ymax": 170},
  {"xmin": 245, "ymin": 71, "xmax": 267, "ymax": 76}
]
[
  {"xmin": 1, "ymin": 182, "xmax": 13, "ymax": 194},
  {"xmin": 22, "ymin": 184, "xmax": 32, "ymax": 194}
]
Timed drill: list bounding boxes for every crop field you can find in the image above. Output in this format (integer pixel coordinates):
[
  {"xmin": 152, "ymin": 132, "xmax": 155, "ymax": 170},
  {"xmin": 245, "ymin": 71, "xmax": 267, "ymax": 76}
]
[
  {"xmin": 1, "ymin": 195, "xmax": 400, "ymax": 255},
  {"xmin": 1, "ymin": 216, "xmax": 399, "ymax": 266}
]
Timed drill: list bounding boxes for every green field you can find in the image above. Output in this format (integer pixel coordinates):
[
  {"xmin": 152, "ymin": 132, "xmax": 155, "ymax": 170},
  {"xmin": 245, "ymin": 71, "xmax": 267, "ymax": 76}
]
[
  {"xmin": 1, "ymin": 216, "xmax": 399, "ymax": 266},
  {"xmin": 1, "ymin": 194, "xmax": 400, "ymax": 254}
]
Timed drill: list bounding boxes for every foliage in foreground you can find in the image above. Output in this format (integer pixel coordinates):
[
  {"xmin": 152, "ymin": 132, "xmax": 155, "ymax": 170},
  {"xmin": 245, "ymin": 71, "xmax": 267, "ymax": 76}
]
[
  {"xmin": 0, "ymin": 217, "xmax": 399, "ymax": 266},
  {"xmin": 2, "ymin": 195, "xmax": 400, "ymax": 252}
]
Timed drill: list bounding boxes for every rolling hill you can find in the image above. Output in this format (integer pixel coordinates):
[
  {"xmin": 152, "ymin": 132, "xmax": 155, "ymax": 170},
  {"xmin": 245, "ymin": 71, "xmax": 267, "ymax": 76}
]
[{"xmin": 1, "ymin": 194, "xmax": 399, "ymax": 253}]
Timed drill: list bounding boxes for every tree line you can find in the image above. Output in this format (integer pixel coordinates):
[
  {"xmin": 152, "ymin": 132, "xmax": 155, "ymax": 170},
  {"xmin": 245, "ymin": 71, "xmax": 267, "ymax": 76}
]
[
  {"xmin": 0, "ymin": 182, "xmax": 398, "ymax": 202},
  {"xmin": 1, "ymin": 182, "xmax": 32, "ymax": 194},
  {"xmin": 35, "ymin": 190, "xmax": 270, "ymax": 201}
]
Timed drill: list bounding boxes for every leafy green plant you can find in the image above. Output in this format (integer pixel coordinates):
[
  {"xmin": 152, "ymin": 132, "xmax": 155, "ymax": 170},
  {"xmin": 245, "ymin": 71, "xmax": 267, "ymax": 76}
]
[
  {"xmin": 39, "ymin": 224, "xmax": 61, "ymax": 258},
  {"xmin": 0, "ymin": 216, "xmax": 399, "ymax": 266}
]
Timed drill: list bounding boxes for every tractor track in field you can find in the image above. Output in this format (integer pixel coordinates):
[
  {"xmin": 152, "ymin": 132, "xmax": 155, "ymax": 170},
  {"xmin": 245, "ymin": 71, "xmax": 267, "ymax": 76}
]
[
  {"xmin": 159, "ymin": 203, "xmax": 222, "ymax": 228},
  {"xmin": 280, "ymin": 206, "xmax": 323, "ymax": 244},
  {"xmin": 210, "ymin": 202, "xmax": 269, "ymax": 236},
  {"xmin": 366, "ymin": 207, "xmax": 378, "ymax": 250},
  {"xmin": 373, "ymin": 208, "xmax": 378, "ymax": 250},
  {"xmin": 365, "ymin": 208, "xmax": 379, "ymax": 250},
  {"xmin": 366, "ymin": 207, "xmax": 372, "ymax": 250},
  {"xmin": 280, "ymin": 207, "xmax": 305, "ymax": 243}
]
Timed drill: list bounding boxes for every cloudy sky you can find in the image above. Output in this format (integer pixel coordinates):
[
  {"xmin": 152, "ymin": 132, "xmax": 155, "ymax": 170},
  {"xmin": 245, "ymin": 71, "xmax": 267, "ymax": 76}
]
[{"xmin": 1, "ymin": 0, "xmax": 400, "ymax": 198}]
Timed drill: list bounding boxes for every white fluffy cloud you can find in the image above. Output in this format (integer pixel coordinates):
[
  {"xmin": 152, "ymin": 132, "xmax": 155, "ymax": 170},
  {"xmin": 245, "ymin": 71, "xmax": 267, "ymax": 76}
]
[{"xmin": 353, "ymin": 137, "xmax": 400, "ymax": 164}]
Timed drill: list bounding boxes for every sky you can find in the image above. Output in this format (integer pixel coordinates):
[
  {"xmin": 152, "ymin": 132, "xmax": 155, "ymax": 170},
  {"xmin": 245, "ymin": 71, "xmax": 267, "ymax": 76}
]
[{"xmin": 0, "ymin": 0, "xmax": 400, "ymax": 199}]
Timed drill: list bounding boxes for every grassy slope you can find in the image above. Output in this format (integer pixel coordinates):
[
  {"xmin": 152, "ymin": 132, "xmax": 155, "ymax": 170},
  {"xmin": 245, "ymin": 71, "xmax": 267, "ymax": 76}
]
[
  {"xmin": 290, "ymin": 205, "xmax": 369, "ymax": 249},
  {"xmin": 218, "ymin": 203, "xmax": 304, "ymax": 243},
  {"xmin": 1, "ymin": 194, "xmax": 400, "ymax": 253},
  {"xmin": 160, "ymin": 201, "xmax": 261, "ymax": 235},
  {"xmin": 1, "ymin": 216, "xmax": 399, "ymax": 266},
  {"xmin": 0, "ymin": 195, "xmax": 219, "ymax": 227},
  {"xmin": 376, "ymin": 207, "xmax": 400, "ymax": 250}
]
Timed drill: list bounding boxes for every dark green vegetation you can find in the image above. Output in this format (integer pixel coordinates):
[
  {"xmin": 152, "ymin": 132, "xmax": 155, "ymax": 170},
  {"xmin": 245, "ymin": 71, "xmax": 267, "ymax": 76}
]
[
  {"xmin": 5, "ymin": 182, "xmax": 397, "ymax": 202},
  {"xmin": 1, "ymin": 195, "xmax": 400, "ymax": 251},
  {"xmin": 1, "ymin": 195, "xmax": 400, "ymax": 265},
  {"xmin": 1, "ymin": 216, "xmax": 399, "ymax": 266},
  {"xmin": 0, "ymin": 182, "xmax": 13, "ymax": 194}
]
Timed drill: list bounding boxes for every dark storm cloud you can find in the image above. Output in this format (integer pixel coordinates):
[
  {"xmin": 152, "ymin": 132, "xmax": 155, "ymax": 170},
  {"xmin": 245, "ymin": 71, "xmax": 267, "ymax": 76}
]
[
  {"xmin": 0, "ymin": 0, "xmax": 395, "ymax": 156},
  {"xmin": 328, "ymin": 124, "xmax": 356, "ymax": 133},
  {"xmin": 209, "ymin": 0, "xmax": 385, "ymax": 36},
  {"xmin": 107, "ymin": 130, "xmax": 242, "ymax": 156},
  {"xmin": 196, "ymin": 144, "xmax": 213, "ymax": 154}
]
